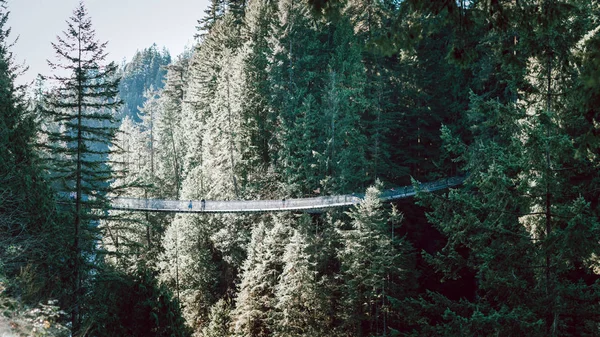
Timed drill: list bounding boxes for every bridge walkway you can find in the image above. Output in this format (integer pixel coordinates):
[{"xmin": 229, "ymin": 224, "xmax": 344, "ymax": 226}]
[{"xmin": 105, "ymin": 176, "xmax": 465, "ymax": 214}]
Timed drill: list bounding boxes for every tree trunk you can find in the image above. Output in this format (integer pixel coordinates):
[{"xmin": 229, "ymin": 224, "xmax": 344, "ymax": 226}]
[{"xmin": 72, "ymin": 23, "xmax": 83, "ymax": 337}]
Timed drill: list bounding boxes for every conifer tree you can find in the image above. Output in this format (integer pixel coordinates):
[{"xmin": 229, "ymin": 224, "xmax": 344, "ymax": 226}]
[
  {"xmin": 0, "ymin": 0, "xmax": 72, "ymax": 306},
  {"xmin": 232, "ymin": 217, "xmax": 291, "ymax": 336},
  {"xmin": 118, "ymin": 44, "xmax": 171, "ymax": 121},
  {"xmin": 237, "ymin": 0, "xmax": 278, "ymax": 197},
  {"xmin": 154, "ymin": 57, "xmax": 187, "ymax": 198},
  {"xmin": 268, "ymin": 0, "xmax": 329, "ymax": 196},
  {"xmin": 321, "ymin": 16, "xmax": 369, "ymax": 193},
  {"xmin": 183, "ymin": 20, "xmax": 226, "ymax": 199},
  {"xmin": 338, "ymin": 182, "xmax": 413, "ymax": 336},
  {"xmin": 40, "ymin": 3, "xmax": 121, "ymax": 334},
  {"xmin": 158, "ymin": 214, "xmax": 220, "ymax": 330},
  {"xmin": 344, "ymin": 0, "xmax": 401, "ymax": 182},
  {"xmin": 202, "ymin": 47, "xmax": 244, "ymax": 199},
  {"xmin": 274, "ymin": 229, "xmax": 329, "ymax": 336},
  {"xmin": 414, "ymin": 0, "xmax": 600, "ymax": 335},
  {"xmin": 197, "ymin": 0, "xmax": 227, "ymax": 36},
  {"xmin": 227, "ymin": 0, "xmax": 248, "ymax": 24},
  {"xmin": 202, "ymin": 298, "xmax": 233, "ymax": 337}
]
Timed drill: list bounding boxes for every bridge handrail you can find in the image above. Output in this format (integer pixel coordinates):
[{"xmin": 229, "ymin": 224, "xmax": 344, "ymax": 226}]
[{"xmin": 104, "ymin": 175, "xmax": 466, "ymax": 213}]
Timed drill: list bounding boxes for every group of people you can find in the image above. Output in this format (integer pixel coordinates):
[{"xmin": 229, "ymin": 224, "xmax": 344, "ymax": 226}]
[{"xmin": 188, "ymin": 199, "xmax": 206, "ymax": 211}]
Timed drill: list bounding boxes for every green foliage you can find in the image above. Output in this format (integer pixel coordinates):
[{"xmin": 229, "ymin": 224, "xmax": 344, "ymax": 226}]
[
  {"xmin": 231, "ymin": 217, "xmax": 291, "ymax": 336},
  {"xmin": 85, "ymin": 266, "xmax": 191, "ymax": 337},
  {"xmin": 412, "ymin": 1, "xmax": 600, "ymax": 335},
  {"xmin": 0, "ymin": 0, "xmax": 72, "ymax": 311},
  {"xmin": 118, "ymin": 44, "xmax": 171, "ymax": 122},
  {"xmin": 39, "ymin": 3, "xmax": 125, "ymax": 333},
  {"xmin": 273, "ymin": 228, "xmax": 330, "ymax": 336},
  {"xmin": 338, "ymin": 181, "xmax": 416, "ymax": 336},
  {"xmin": 5, "ymin": 0, "xmax": 595, "ymax": 336},
  {"xmin": 158, "ymin": 214, "xmax": 222, "ymax": 329},
  {"xmin": 154, "ymin": 57, "xmax": 188, "ymax": 199},
  {"xmin": 268, "ymin": 0, "xmax": 332, "ymax": 196},
  {"xmin": 321, "ymin": 16, "xmax": 369, "ymax": 193},
  {"xmin": 238, "ymin": 0, "xmax": 279, "ymax": 197}
]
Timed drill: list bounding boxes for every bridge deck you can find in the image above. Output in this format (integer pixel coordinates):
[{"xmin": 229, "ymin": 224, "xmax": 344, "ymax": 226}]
[{"xmin": 106, "ymin": 176, "xmax": 464, "ymax": 214}]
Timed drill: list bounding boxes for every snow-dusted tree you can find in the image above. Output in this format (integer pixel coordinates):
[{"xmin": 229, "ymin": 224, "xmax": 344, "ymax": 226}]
[
  {"xmin": 232, "ymin": 217, "xmax": 291, "ymax": 336},
  {"xmin": 158, "ymin": 214, "xmax": 220, "ymax": 331},
  {"xmin": 100, "ymin": 86, "xmax": 172, "ymax": 270},
  {"xmin": 273, "ymin": 229, "xmax": 329, "ymax": 336},
  {"xmin": 154, "ymin": 57, "xmax": 188, "ymax": 199},
  {"xmin": 182, "ymin": 14, "xmax": 241, "ymax": 199},
  {"xmin": 135, "ymin": 88, "xmax": 170, "ymax": 254},
  {"xmin": 100, "ymin": 117, "xmax": 147, "ymax": 267},
  {"xmin": 197, "ymin": 0, "xmax": 226, "ymax": 36},
  {"xmin": 338, "ymin": 182, "xmax": 413, "ymax": 336},
  {"xmin": 137, "ymin": 87, "xmax": 160, "ymax": 185},
  {"xmin": 202, "ymin": 47, "xmax": 244, "ymax": 199},
  {"xmin": 202, "ymin": 298, "xmax": 233, "ymax": 337}
]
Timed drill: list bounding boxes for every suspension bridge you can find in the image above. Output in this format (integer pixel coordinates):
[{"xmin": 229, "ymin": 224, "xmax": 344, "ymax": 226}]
[{"xmin": 100, "ymin": 176, "xmax": 465, "ymax": 214}]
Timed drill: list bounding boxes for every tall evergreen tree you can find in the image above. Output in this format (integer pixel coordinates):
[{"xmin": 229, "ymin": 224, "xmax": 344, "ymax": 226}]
[
  {"xmin": 154, "ymin": 57, "xmax": 188, "ymax": 198},
  {"xmin": 413, "ymin": 0, "xmax": 600, "ymax": 335},
  {"xmin": 202, "ymin": 298, "xmax": 233, "ymax": 337},
  {"xmin": 321, "ymin": 16, "xmax": 369, "ymax": 194},
  {"xmin": 0, "ymin": 0, "xmax": 71, "ymax": 306},
  {"xmin": 158, "ymin": 214, "xmax": 220, "ymax": 330},
  {"xmin": 40, "ymin": 3, "xmax": 122, "ymax": 334},
  {"xmin": 232, "ymin": 217, "xmax": 291, "ymax": 336},
  {"xmin": 268, "ymin": 0, "xmax": 330, "ymax": 196},
  {"xmin": 203, "ymin": 47, "xmax": 244, "ymax": 199},
  {"xmin": 197, "ymin": 0, "xmax": 227, "ymax": 36},
  {"xmin": 274, "ymin": 228, "xmax": 329, "ymax": 336},
  {"xmin": 338, "ymin": 182, "xmax": 414, "ymax": 336},
  {"xmin": 237, "ymin": 0, "xmax": 278, "ymax": 197}
]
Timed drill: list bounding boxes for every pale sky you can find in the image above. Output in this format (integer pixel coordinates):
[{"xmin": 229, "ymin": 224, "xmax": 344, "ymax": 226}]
[{"xmin": 7, "ymin": 0, "xmax": 210, "ymax": 86}]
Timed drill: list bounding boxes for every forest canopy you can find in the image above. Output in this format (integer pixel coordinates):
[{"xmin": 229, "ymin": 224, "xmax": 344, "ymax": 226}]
[{"xmin": 1, "ymin": 0, "xmax": 600, "ymax": 336}]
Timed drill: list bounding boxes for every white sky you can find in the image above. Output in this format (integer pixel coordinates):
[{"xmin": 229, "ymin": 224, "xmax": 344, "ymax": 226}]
[{"xmin": 7, "ymin": 0, "xmax": 210, "ymax": 86}]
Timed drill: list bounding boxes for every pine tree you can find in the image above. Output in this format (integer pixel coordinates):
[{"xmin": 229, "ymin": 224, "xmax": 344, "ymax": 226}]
[
  {"xmin": 338, "ymin": 182, "xmax": 414, "ymax": 336},
  {"xmin": 268, "ymin": 0, "xmax": 330, "ymax": 196},
  {"xmin": 232, "ymin": 217, "xmax": 291, "ymax": 336},
  {"xmin": 40, "ymin": 3, "xmax": 122, "ymax": 333},
  {"xmin": 273, "ymin": 229, "xmax": 329, "ymax": 336},
  {"xmin": 237, "ymin": 0, "xmax": 279, "ymax": 197},
  {"xmin": 227, "ymin": 0, "xmax": 248, "ymax": 25},
  {"xmin": 344, "ymin": 0, "xmax": 401, "ymax": 182},
  {"xmin": 202, "ymin": 47, "xmax": 244, "ymax": 199},
  {"xmin": 182, "ymin": 22, "xmax": 224, "ymax": 200},
  {"xmin": 202, "ymin": 298, "xmax": 233, "ymax": 337},
  {"xmin": 0, "ymin": 0, "xmax": 72, "ymax": 306},
  {"xmin": 197, "ymin": 0, "xmax": 227, "ymax": 37},
  {"xmin": 158, "ymin": 214, "xmax": 220, "ymax": 330},
  {"xmin": 154, "ymin": 57, "xmax": 187, "ymax": 198},
  {"xmin": 321, "ymin": 16, "xmax": 369, "ymax": 194},
  {"xmin": 413, "ymin": 0, "xmax": 600, "ymax": 335},
  {"xmin": 118, "ymin": 44, "xmax": 171, "ymax": 121}
]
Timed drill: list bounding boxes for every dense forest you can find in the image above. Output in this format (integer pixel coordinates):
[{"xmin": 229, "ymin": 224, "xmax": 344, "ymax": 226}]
[{"xmin": 2, "ymin": 0, "xmax": 600, "ymax": 336}]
